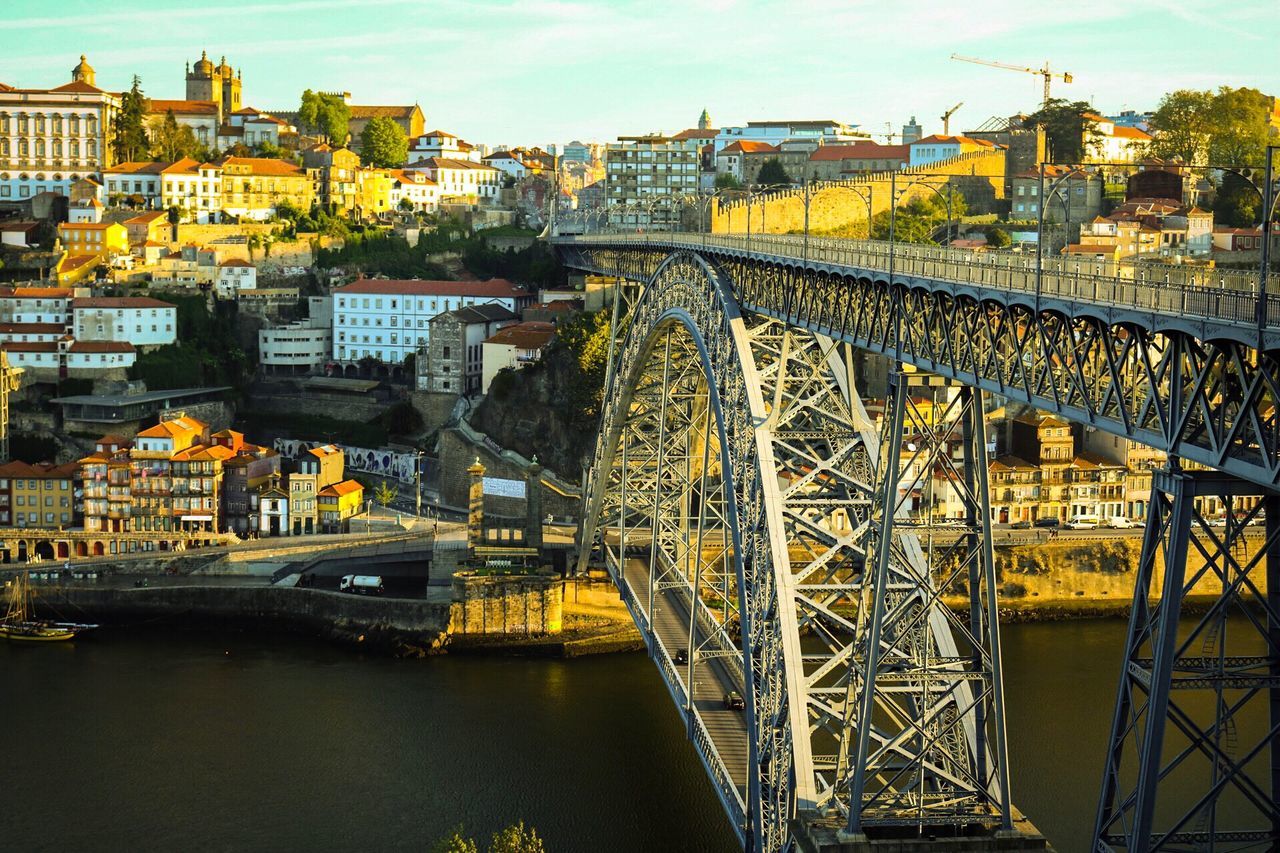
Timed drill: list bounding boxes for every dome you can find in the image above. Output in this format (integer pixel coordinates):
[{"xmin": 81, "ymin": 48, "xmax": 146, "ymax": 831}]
[
  {"xmin": 216, "ymin": 55, "xmax": 233, "ymax": 74},
  {"xmin": 71, "ymin": 54, "xmax": 96, "ymax": 85},
  {"xmin": 193, "ymin": 50, "xmax": 214, "ymax": 74}
]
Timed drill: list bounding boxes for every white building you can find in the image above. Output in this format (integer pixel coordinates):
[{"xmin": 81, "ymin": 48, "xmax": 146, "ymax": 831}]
[
  {"xmin": 712, "ymin": 120, "xmax": 865, "ymax": 156},
  {"xmin": 259, "ymin": 297, "xmax": 333, "ymax": 375},
  {"xmin": 217, "ymin": 107, "xmax": 296, "ymax": 150},
  {"xmin": 3, "ymin": 339, "xmax": 135, "ymax": 374},
  {"xmin": 72, "ymin": 296, "xmax": 177, "ymax": 348},
  {"xmin": 67, "ymin": 198, "xmax": 103, "ymax": 223},
  {"xmin": 482, "ymin": 150, "xmax": 531, "ymax": 181},
  {"xmin": 1084, "ymin": 114, "xmax": 1152, "ymax": 164},
  {"xmin": 481, "ymin": 321, "xmax": 556, "ymax": 392},
  {"xmin": 908, "ymin": 135, "xmax": 997, "ymax": 167},
  {"xmin": 102, "ymin": 161, "xmax": 167, "ymax": 207},
  {"xmin": 388, "ymin": 169, "xmax": 439, "ymax": 212},
  {"xmin": 0, "ymin": 56, "xmax": 119, "ymax": 202},
  {"xmin": 409, "ymin": 130, "xmax": 481, "ymax": 162},
  {"xmin": 332, "ymin": 278, "xmax": 531, "ymax": 366},
  {"xmin": 215, "ymin": 259, "xmax": 257, "ymax": 298},
  {"xmin": 405, "ymin": 157, "xmax": 499, "ymax": 203},
  {"xmin": 0, "ymin": 286, "xmax": 74, "ymax": 324},
  {"xmin": 146, "ymin": 99, "xmax": 220, "ymax": 149}
]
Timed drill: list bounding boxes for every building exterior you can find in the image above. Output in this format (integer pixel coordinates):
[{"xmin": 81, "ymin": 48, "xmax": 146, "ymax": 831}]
[
  {"xmin": 481, "ymin": 321, "xmax": 556, "ymax": 392},
  {"xmin": 409, "ymin": 130, "xmax": 480, "ymax": 162},
  {"xmin": 0, "ymin": 55, "xmax": 121, "ymax": 202},
  {"xmin": 806, "ymin": 142, "xmax": 909, "ymax": 180},
  {"xmin": 301, "ymin": 144, "xmax": 361, "ymax": 214},
  {"xmin": 387, "ymin": 169, "xmax": 439, "ymax": 213},
  {"xmin": 215, "ymin": 259, "xmax": 257, "ymax": 298},
  {"xmin": 218, "ymin": 107, "xmax": 295, "ymax": 149},
  {"xmin": 1010, "ymin": 166, "xmax": 1103, "ymax": 237},
  {"xmin": 713, "ymin": 120, "xmax": 865, "ymax": 156},
  {"xmin": 58, "ymin": 221, "xmax": 128, "ymax": 259},
  {"xmin": 146, "ymin": 99, "xmax": 220, "ymax": 148},
  {"xmin": 347, "ymin": 103, "xmax": 425, "ymax": 150},
  {"xmin": 288, "ymin": 443, "xmax": 344, "ymax": 536},
  {"xmin": 406, "ymin": 157, "xmax": 499, "ymax": 204},
  {"xmin": 318, "ymin": 479, "xmax": 363, "ymax": 532},
  {"xmin": 420, "ymin": 304, "xmax": 517, "ymax": 394},
  {"xmin": 80, "ymin": 435, "xmax": 133, "ymax": 532},
  {"xmin": 605, "ymin": 133, "xmax": 702, "ymax": 229},
  {"xmin": 159, "ymin": 157, "xmax": 223, "ymax": 223},
  {"xmin": 0, "ymin": 461, "xmax": 77, "ymax": 528},
  {"xmin": 102, "ymin": 161, "xmax": 167, "ymax": 207},
  {"xmin": 72, "ymin": 297, "xmax": 177, "ymax": 348},
  {"xmin": 123, "ymin": 211, "xmax": 170, "ymax": 247},
  {"xmin": 332, "ymin": 278, "xmax": 530, "ymax": 366},
  {"xmin": 218, "ymin": 157, "xmax": 315, "ymax": 220},
  {"xmin": 714, "ymin": 141, "xmax": 778, "ymax": 183},
  {"xmin": 214, "ymin": 429, "xmax": 280, "ymax": 535},
  {"xmin": 908, "ymin": 135, "xmax": 997, "ymax": 167},
  {"xmin": 128, "ymin": 414, "xmax": 229, "ymax": 534},
  {"xmin": 0, "ymin": 286, "xmax": 73, "ymax": 324},
  {"xmin": 1083, "ymin": 114, "xmax": 1151, "ymax": 164},
  {"xmin": 184, "ymin": 52, "xmax": 241, "ymax": 122},
  {"xmin": 259, "ymin": 298, "xmax": 333, "ymax": 375}
]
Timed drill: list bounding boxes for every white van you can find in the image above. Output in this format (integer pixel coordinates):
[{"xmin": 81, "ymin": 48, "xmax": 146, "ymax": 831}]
[
  {"xmin": 1066, "ymin": 514, "xmax": 1101, "ymax": 530},
  {"xmin": 1106, "ymin": 516, "xmax": 1134, "ymax": 529}
]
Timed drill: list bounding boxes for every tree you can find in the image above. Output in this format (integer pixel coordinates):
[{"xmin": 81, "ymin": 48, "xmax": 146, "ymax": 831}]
[
  {"xmin": 373, "ymin": 480, "xmax": 398, "ymax": 507},
  {"xmin": 1147, "ymin": 89, "xmax": 1215, "ymax": 162},
  {"xmin": 150, "ymin": 110, "xmax": 201, "ymax": 162},
  {"xmin": 431, "ymin": 828, "xmax": 479, "ymax": 853},
  {"xmin": 714, "ymin": 172, "xmax": 742, "ymax": 189},
  {"xmin": 359, "ymin": 116, "xmax": 408, "ymax": 168},
  {"xmin": 112, "ymin": 76, "xmax": 150, "ymax": 163},
  {"xmin": 756, "ymin": 158, "xmax": 792, "ymax": 186},
  {"xmin": 985, "ymin": 226, "xmax": 1012, "ymax": 249},
  {"xmin": 398, "ymin": 196, "xmax": 414, "ymax": 213},
  {"xmin": 1148, "ymin": 86, "xmax": 1271, "ymax": 166},
  {"xmin": 487, "ymin": 822, "xmax": 545, "ymax": 853},
  {"xmin": 298, "ymin": 89, "xmax": 350, "ymax": 144},
  {"xmin": 1023, "ymin": 99, "xmax": 1100, "ymax": 163}
]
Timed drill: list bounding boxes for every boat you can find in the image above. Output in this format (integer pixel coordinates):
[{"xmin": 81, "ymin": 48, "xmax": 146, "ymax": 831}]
[{"xmin": 1, "ymin": 572, "xmax": 97, "ymax": 642}]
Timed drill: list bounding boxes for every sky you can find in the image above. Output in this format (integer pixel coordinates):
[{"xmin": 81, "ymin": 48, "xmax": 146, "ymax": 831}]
[{"xmin": 3, "ymin": 0, "xmax": 1278, "ymax": 150}]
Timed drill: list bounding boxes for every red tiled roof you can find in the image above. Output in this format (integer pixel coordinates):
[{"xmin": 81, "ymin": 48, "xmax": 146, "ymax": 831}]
[
  {"xmin": 217, "ymin": 156, "xmax": 304, "ymax": 176},
  {"xmin": 49, "ymin": 80, "xmax": 104, "ymax": 95},
  {"xmin": 911, "ymin": 134, "xmax": 995, "ymax": 148},
  {"xmin": 484, "ymin": 321, "xmax": 556, "ymax": 349},
  {"xmin": 0, "ymin": 323, "xmax": 65, "ymax": 335},
  {"xmin": 70, "ymin": 341, "xmax": 135, "ymax": 353},
  {"xmin": 719, "ymin": 140, "xmax": 779, "ymax": 155},
  {"xmin": 810, "ymin": 143, "xmax": 909, "ymax": 161},
  {"xmin": 220, "ymin": 259, "xmax": 254, "ymax": 268},
  {"xmin": 103, "ymin": 161, "xmax": 169, "ymax": 176},
  {"xmin": 319, "ymin": 479, "xmax": 363, "ymax": 497},
  {"xmin": 672, "ymin": 128, "xmax": 718, "ymax": 140},
  {"xmin": 2, "ymin": 341, "xmax": 58, "ymax": 353},
  {"xmin": 148, "ymin": 99, "xmax": 218, "ymax": 116},
  {"xmin": 124, "ymin": 211, "xmax": 168, "ymax": 225},
  {"xmin": 335, "ymin": 278, "xmax": 527, "ymax": 298},
  {"xmin": 1111, "ymin": 125, "xmax": 1151, "ymax": 140},
  {"xmin": 0, "ymin": 286, "xmax": 73, "ymax": 299},
  {"xmin": 0, "ymin": 461, "xmax": 78, "ymax": 478}
]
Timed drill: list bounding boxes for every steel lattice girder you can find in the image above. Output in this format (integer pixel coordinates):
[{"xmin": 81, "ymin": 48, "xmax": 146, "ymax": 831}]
[
  {"xmin": 578, "ymin": 252, "xmax": 1005, "ymax": 851},
  {"xmin": 559, "ymin": 246, "xmax": 1280, "ymax": 492},
  {"xmin": 1094, "ymin": 471, "xmax": 1280, "ymax": 851}
]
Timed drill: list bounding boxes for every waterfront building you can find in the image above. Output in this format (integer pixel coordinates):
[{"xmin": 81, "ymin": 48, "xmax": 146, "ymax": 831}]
[
  {"xmin": 53, "ymin": 385, "xmax": 232, "ymax": 437},
  {"xmin": 0, "ymin": 55, "xmax": 120, "ymax": 202},
  {"xmin": 605, "ymin": 133, "xmax": 701, "ymax": 229},
  {"xmin": 480, "ymin": 321, "xmax": 556, "ymax": 393},
  {"xmin": 420, "ymin": 304, "xmax": 517, "ymax": 394},
  {"xmin": 0, "ymin": 461, "xmax": 77, "ymax": 528},
  {"xmin": 215, "ymin": 429, "xmax": 280, "ymax": 535},
  {"xmin": 332, "ymin": 278, "xmax": 531, "ymax": 367},
  {"xmin": 255, "ymin": 474, "xmax": 290, "ymax": 536},
  {"xmin": 318, "ymin": 479, "xmax": 364, "ymax": 533},
  {"xmin": 80, "ymin": 435, "xmax": 133, "ymax": 532},
  {"xmin": 287, "ymin": 443, "xmax": 344, "ymax": 536}
]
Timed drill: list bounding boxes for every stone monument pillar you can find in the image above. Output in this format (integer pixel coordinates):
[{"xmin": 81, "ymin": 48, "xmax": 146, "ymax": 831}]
[
  {"xmin": 525, "ymin": 456, "xmax": 544, "ymax": 553},
  {"xmin": 467, "ymin": 457, "xmax": 485, "ymax": 552}
]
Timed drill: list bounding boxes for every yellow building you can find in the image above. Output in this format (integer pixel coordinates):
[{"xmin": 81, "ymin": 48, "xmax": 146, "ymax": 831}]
[
  {"xmin": 357, "ymin": 168, "xmax": 395, "ymax": 218},
  {"xmin": 0, "ymin": 461, "xmax": 78, "ymax": 528},
  {"xmin": 218, "ymin": 156, "xmax": 316, "ymax": 220},
  {"xmin": 58, "ymin": 221, "xmax": 128, "ymax": 257},
  {"xmin": 55, "ymin": 253, "xmax": 102, "ymax": 284},
  {"xmin": 318, "ymin": 478, "xmax": 363, "ymax": 533}
]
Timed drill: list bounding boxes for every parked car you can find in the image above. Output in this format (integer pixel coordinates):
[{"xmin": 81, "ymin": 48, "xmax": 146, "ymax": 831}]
[
  {"xmin": 1066, "ymin": 515, "xmax": 1101, "ymax": 530},
  {"xmin": 1106, "ymin": 516, "xmax": 1134, "ymax": 529},
  {"xmin": 724, "ymin": 691, "xmax": 745, "ymax": 711},
  {"xmin": 1010, "ymin": 520, "xmax": 1032, "ymax": 530},
  {"xmin": 1034, "ymin": 517, "xmax": 1061, "ymax": 529}
]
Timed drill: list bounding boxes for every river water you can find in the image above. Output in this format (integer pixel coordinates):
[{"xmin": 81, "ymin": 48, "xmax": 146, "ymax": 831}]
[{"xmin": 0, "ymin": 619, "xmax": 1263, "ymax": 852}]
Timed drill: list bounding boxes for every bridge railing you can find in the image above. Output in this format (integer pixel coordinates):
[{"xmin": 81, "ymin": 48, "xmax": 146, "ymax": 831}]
[{"xmin": 560, "ymin": 232, "xmax": 1280, "ymax": 329}]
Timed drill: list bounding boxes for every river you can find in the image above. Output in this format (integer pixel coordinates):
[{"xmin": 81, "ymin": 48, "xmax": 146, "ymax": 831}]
[{"xmin": 0, "ymin": 618, "xmax": 1263, "ymax": 852}]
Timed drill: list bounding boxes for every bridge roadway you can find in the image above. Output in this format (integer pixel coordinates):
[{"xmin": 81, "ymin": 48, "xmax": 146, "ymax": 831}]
[{"xmin": 617, "ymin": 555, "xmax": 751, "ymax": 834}]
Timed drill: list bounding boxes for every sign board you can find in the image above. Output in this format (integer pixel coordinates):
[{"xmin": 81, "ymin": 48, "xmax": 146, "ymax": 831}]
[{"xmin": 483, "ymin": 477, "xmax": 526, "ymax": 499}]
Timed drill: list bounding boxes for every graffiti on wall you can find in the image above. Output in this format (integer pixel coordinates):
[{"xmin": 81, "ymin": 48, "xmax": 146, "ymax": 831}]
[{"xmin": 273, "ymin": 439, "xmax": 419, "ymax": 484}]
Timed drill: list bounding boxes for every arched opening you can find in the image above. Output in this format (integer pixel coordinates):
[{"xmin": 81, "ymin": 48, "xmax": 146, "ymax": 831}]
[
  {"xmin": 55, "ymin": 542, "xmax": 69, "ymax": 559},
  {"xmin": 33, "ymin": 540, "xmax": 55, "ymax": 561},
  {"xmin": 75, "ymin": 541, "xmax": 88, "ymax": 557},
  {"xmin": 91, "ymin": 541, "xmax": 105, "ymax": 557}
]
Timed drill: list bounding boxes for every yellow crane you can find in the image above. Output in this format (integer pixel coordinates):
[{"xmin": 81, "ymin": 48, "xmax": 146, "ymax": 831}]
[
  {"xmin": 950, "ymin": 54, "xmax": 1072, "ymax": 106},
  {"xmin": 940, "ymin": 102, "xmax": 963, "ymax": 135}
]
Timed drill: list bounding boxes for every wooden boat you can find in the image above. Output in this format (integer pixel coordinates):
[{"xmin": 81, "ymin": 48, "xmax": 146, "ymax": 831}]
[{"xmin": 1, "ymin": 572, "xmax": 97, "ymax": 642}]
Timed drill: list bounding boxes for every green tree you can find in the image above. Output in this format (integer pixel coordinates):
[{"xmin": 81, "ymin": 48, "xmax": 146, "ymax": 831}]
[
  {"xmin": 373, "ymin": 480, "xmax": 398, "ymax": 507},
  {"xmin": 985, "ymin": 226, "xmax": 1012, "ymax": 249},
  {"xmin": 112, "ymin": 76, "xmax": 150, "ymax": 163},
  {"xmin": 487, "ymin": 822, "xmax": 545, "ymax": 853},
  {"xmin": 360, "ymin": 116, "xmax": 408, "ymax": 168},
  {"xmin": 150, "ymin": 110, "xmax": 201, "ymax": 162},
  {"xmin": 431, "ymin": 828, "xmax": 479, "ymax": 853},
  {"xmin": 755, "ymin": 158, "xmax": 791, "ymax": 186},
  {"xmin": 1147, "ymin": 89, "xmax": 1215, "ymax": 162},
  {"xmin": 714, "ymin": 172, "xmax": 742, "ymax": 189},
  {"xmin": 1023, "ymin": 99, "xmax": 1100, "ymax": 163},
  {"xmin": 298, "ymin": 89, "xmax": 350, "ymax": 144}
]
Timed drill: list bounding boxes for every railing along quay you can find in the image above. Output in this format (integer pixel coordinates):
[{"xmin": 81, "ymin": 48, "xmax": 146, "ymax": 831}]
[{"xmin": 561, "ymin": 232, "xmax": 1280, "ymax": 331}]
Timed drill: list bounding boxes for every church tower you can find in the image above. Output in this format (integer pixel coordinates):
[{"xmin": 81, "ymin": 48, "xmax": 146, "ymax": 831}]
[
  {"xmin": 186, "ymin": 51, "xmax": 218, "ymax": 109},
  {"xmin": 217, "ymin": 56, "xmax": 241, "ymax": 115},
  {"xmin": 698, "ymin": 108, "xmax": 712, "ymax": 131},
  {"xmin": 71, "ymin": 55, "xmax": 96, "ymax": 87}
]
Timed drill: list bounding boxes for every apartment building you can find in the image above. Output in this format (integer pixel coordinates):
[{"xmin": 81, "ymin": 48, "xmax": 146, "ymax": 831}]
[
  {"xmin": 318, "ymin": 479, "xmax": 364, "ymax": 533},
  {"xmin": 80, "ymin": 435, "xmax": 133, "ymax": 532},
  {"xmin": 0, "ymin": 461, "xmax": 77, "ymax": 528},
  {"xmin": 605, "ymin": 133, "xmax": 702, "ymax": 229},
  {"xmin": 218, "ymin": 156, "xmax": 316, "ymax": 220},
  {"xmin": 72, "ymin": 297, "xmax": 177, "ymax": 348}
]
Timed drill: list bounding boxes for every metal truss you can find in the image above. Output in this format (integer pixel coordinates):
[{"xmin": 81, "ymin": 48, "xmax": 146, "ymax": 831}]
[
  {"xmin": 557, "ymin": 241, "xmax": 1280, "ymax": 492},
  {"xmin": 848, "ymin": 371, "xmax": 1013, "ymax": 833},
  {"xmin": 1094, "ymin": 469, "xmax": 1280, "ymax": 851},
  {"xmin": 578, "ymin": 251, "xmax": 1004, "ymax": 851}
]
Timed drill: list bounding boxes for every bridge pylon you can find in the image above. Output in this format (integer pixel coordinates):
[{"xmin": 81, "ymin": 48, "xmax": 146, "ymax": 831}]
[
  {"xmin": 845, "ymin": 368, "xmax": 1016, "ymax": 836},
  {"xmin": 1094, "ymin": 467, "xmax": 1280, "ymax": 850}
]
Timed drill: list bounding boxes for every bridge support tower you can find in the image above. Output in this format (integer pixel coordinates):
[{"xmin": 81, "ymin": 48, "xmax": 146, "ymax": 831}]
[{"xmin": 1095, "ymin": 467, "xmax": 1280, "ymax": 849}]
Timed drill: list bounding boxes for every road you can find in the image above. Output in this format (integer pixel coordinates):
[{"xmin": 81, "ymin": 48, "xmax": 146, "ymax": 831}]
[{"xmin": 620, "ymin": 556, "xmax": 750, "ymax": 800}]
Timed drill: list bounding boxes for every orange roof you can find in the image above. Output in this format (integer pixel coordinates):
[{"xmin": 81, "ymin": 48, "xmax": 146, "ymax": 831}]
[
  {"xmin": 218, "ymin": 156, "xmax": 304, "ymax": 176},
  {"xmin": 484, "ymin": 321, "xmax": 556, "ymax": 349},
  {"xmin": 0, "ymin": 461, "xmax": 78, "ymax": 479},
  {"xmin": 1111, "ymin": 125, "xmax": 1151, "ymax": 140},
  {"xmin": 319, "ymin": 479, "xmax": 363, "ymax": 498},
  {"xmin": 719, "ymin": 140, "xmax": 779, "ymax": 155},
  {"xmin": 810, "ymin": 142, "xmax": 908, "ymax": 161},
  {"xmin": 104, "ymin": 161, "xmax": 169, "ymax": 176},
  {"xmin": 124, "ymin": 211, "xmax": 169, "ymax": 225},
  {"xmin": 72, "ymin": 297, "xmax": 175, "ymax": 310},
  {"xmin": 171, "ymin": 443, "xmax": 236, "ymax": 462},
  {"xmin": 0, "ymin": 286, "xmax": 73, "ymax": 299},
  {"xmin": 57, "ymin": 254, "xmax": 101, "ymax": 274},
  {"xmin": 136, "ymin": 416, "xmax": 206, "ymax": 439},
  {"xmin": 307, "ymin": 444, "xmax": 342, "ymax": 458},
  {"xmin": 148, "ymin": 99, "xmax": 218, "ymax": 116},
  {"xmin": 69, "ymin": 341, "xmax": 134, "ymax": 353}
]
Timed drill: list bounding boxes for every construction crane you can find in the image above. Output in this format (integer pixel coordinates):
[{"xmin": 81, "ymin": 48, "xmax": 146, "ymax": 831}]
[
  {"xmin": 940, "ymin": 102, "xmax": 963, "ymax": 135},
  {"xmin": 950, "ymin": 54, "xmax": 1072, "ymax": 106}
]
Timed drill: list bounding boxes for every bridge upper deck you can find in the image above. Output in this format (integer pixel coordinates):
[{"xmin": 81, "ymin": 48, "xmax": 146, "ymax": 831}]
[{"xmin": 555, "ymin": 232, "xmax": 1280, "ymax": 345}]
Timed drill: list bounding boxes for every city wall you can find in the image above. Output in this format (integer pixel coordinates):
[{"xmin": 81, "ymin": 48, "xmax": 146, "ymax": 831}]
[
  {"xmin": 710, "ymin": 149, "xmax": 1008, "ymax": 236},
  {"xmin": 449, "ymin": 571, "xmax": 564, "ymax": 636},
  {"xmin": 438, "ymin": 427, "xmax": 581, "ymax": 519}
]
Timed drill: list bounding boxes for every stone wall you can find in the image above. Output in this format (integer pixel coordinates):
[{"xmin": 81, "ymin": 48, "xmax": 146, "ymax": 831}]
[
  {"xmin": 449, "ymin": 571, "xmax": 563, "ymax": 635},
  {"xmin": 410, "ymin": 390, "xmax": 459, "ymax": 432},
  {"xmin": 710, "ymin": 148, "xmax": 1009, "ymax": 236},
  {"xmin": 438, "ymin": 427, "xmax": 580, "ymax": 519}
]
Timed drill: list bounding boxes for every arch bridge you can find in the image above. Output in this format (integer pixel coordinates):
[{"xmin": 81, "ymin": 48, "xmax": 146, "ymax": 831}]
[{"xmin": 553, "ymin": 231, "xmax": 1280, "ymax": 852}]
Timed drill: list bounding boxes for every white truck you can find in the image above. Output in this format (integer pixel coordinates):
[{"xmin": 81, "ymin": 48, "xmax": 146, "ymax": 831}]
[{"xmin": 339, "ymin": 574, "xmax": 384, "ymax": 595}]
